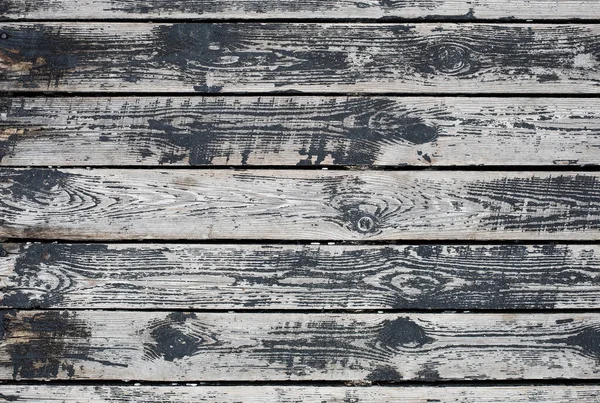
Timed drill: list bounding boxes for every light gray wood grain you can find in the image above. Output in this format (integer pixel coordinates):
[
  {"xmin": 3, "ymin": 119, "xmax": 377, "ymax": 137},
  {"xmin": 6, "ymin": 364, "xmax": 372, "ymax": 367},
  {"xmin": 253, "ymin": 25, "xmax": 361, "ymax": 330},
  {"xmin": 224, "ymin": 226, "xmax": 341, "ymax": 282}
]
[
  {"xmin": 2, "ymin": 96, "xmax": 600, "ymax": 166},
  {"xmin": 2, "ymin": 0, "xmax": 600, "ymax": 20},
  {"xmin": 2, "ymin": 310, "xmax": 600, "ymax": 381},
  {"xmin": 1, "ymin": 169, "xmax": 599, "ymax": 240},
  {"xmin": 2, "ymin": 243, "xmax": 600, "ymax": 309},
  {"xmin": 0, "ymin": 385, "xmax": 599, "ymax": 402},
  {"xmin": 0, "ymin": 23, "xmax": 599, "ymax": 93}
]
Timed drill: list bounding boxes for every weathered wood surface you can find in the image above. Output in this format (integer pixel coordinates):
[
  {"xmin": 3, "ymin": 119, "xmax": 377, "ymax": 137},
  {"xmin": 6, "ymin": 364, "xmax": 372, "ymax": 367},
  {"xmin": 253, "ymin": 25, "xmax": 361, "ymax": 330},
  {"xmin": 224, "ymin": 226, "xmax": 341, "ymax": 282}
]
[
  {"xmin": 1, "ymin": 24, "xmax": 599, "ymax": 93},
  {"xmin": 3, "ymin": 0, "xmax": 600, "ymax": 20},
  {"xmin": 2, "ymin": 243, "xmax": 600, "ymax": 310},
  {"xmin": 1, "ymin": 169, "xmax": 599, "ymax": 241},
  {"xmin": 2, "ymin": 310, "xmax": 600, "ymax": 381},
  {"xmin": 3, "ymin": 96, "xmax": 600, "ymax": 167},
  {"xmin": 1, "ymin": 385, "xmax": 599, "ymax": 403}
]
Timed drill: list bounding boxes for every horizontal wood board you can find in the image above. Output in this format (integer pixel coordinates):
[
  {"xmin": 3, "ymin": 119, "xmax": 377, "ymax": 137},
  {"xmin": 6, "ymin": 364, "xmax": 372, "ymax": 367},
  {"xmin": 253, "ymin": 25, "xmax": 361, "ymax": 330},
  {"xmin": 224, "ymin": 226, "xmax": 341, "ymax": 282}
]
[
  {"xmin": 3, "ymin": 0, "xmax": 600, "ymax": 20},
  {"xmin": 2, "ymin": 310, "xmax": 600, "ymax": 381},
  {"xmin": 2, "ymin": 243, "xmax": 600, "ymax": 310},
  {"xmin": 0, "ymin": 385, "xmax": 599, "ymax": 402},
  {"xmin": 2, "ymin": 96, "xmax": 600, "ymax": 166},
  {"xmin": 1, "ymin": 169, "xmax": 599, "ymax": 240},
  {"xmin": 1, "ymin": 23, "xmax": 599, "ymax": 93}
]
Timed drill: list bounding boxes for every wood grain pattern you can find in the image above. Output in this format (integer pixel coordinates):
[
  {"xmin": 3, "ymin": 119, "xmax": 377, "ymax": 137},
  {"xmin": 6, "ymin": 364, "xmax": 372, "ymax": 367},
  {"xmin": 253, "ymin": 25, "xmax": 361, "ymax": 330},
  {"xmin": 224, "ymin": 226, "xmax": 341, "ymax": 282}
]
[
  {"xmin": 0, "ymin": 385, "xmax": 599, "ymax": 402},
  {"xmin": 2, "ymin": 0, "xmax": 600, "ymax": 20},
  {"xmin": 2, "ymin": 310, "xmax": 600, "ymax": 381},
  {"xmin": 2, "ymin": 243, "xmax": 600, "ymax": 310},
  {"xmin": 1, "ymin": 23, "xmax": 599, "ymax": 93},
  {"xmin": 3, "ymin": 96, "xmax": 600, "ymax": 167},
  {"xmin": 1, "ymin": 169, "xmax": 599, "ymax": 241}
]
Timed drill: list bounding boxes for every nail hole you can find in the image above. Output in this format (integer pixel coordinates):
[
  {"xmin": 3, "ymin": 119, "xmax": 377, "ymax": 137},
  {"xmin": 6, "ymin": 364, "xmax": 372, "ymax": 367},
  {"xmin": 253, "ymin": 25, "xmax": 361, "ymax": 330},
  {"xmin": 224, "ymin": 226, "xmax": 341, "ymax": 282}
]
[
  {"xmin": 357, "ymin": 216, "xmax": 375, "ymax": 233},
  {"xmin": 0, "ymin": 32, "xmax": 9, "ymax": 40}
]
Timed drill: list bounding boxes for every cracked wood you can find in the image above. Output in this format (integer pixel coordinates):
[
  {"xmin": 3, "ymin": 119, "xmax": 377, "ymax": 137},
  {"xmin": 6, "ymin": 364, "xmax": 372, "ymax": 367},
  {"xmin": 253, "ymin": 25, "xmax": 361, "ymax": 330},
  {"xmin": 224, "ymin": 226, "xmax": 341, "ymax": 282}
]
[
  {"xmin": 0, "ymin": 23, "xmax": 599, "ymax": 93},
  {"xmin": 2, "ymin": 96, "xmax": 600, "ymax": 166},
  {"xmin": 2, "ymin": 243, "xmax": 600, "ymax": 310}
]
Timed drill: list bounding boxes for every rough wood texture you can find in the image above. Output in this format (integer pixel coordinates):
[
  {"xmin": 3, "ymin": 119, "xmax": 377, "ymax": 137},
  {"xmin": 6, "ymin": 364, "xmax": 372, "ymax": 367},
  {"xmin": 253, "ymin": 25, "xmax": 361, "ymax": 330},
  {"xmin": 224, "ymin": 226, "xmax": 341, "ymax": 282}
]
[
  {"xmin": 3, "ymin": 96, "xmax": 600, "ymax": 167},
  {"xmin": 2, "ymin": 0, "xmax": 600, "ymax": 20},
  {"xmin": 1, "ymin": 169, "xmax": 599, "ymax": 241},
  {"xmin": 1, "ymin": 23, "xmax": 599, "ymax": 93},
  {"xmin": 2, "ymin": 310, "xmax": 600, "ymax": 381},
  {"xmin": 0, "ymin": 385, "xmax": 599, "ymax": 402},
  {"xmin": 2, "ymin": 243, "xmax": 600, "ymax": 310}
]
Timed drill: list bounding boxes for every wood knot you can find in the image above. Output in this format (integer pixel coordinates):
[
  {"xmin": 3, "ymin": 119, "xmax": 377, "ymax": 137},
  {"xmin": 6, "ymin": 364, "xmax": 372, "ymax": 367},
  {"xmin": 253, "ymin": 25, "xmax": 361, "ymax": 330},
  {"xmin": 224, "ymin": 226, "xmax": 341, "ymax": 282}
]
[
  {"xmin": 430, "ymin": 43, "xmax": 472, "ymax": 75},
  {"xmin": 356, "ymin": 214, "xmax": 377, "ymax": 233}
]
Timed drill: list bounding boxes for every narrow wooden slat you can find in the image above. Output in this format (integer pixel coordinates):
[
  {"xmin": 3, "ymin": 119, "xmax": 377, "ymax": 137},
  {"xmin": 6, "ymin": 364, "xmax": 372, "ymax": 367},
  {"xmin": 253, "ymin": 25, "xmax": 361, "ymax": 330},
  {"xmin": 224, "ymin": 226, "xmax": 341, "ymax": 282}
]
[
  {"xmin": 1, "ymin": 169, "xmax": 599, "ymax": 240},
  {"xmin": 2, "ymin": 311, "xmax": 600, "ymax": 381},
  {"xmin": 0, "ymin": 385, "xmax": 599, "ymax": 402},
  {"xmin": 3, "ymin": 96, "xmax": 600, "ymax": 167},
  {"xmin": 2, "ymin": 243, "xmax": 600, "ymax": 310},
  {"xmin": 2, "ymin": 0, "xmax": 600, "ymax": 20},
  {"xmin": 1, "ymin": 23, "xmax": 599, "ymax": 93},
  {"xmin": 0, "ymin": 168, "xmax": 600, "ymax": 240}
]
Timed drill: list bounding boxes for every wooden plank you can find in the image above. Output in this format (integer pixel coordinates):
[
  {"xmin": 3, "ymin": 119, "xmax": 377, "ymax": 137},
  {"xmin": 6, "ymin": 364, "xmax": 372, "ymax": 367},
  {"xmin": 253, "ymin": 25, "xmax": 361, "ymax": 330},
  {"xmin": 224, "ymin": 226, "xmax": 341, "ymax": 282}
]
[
  {"xmin": 1, "ymin": 23, "xmax": 599, "ymax": 93},
  {"xmin": 3, "ymin": 96, "xmax": 600, "ymax": 167},
  {"xmin": 2, "ymin": 0, "xmax": 600, "ymax": 21},
  {"xmin": 2, "ymin": 169, "xmax": 599, "ymax": 241},
  {"xmin": 2, "ymin": 243, "xmax": 600, "ymax": 310},
  {"xmin": 2, "ymin": 310, "xmax": 600, "ymax": 381},
  {"xmin": 0, "ymin": 385, "xmax": 599, "ymax": 402}
]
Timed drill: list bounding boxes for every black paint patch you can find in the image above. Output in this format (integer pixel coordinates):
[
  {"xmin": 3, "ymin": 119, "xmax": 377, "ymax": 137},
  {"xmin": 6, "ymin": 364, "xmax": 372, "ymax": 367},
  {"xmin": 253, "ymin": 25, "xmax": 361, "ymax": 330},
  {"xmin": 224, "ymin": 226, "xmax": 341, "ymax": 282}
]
[
  {"xmin": 564, "ymin": 326, "xmax": 600, "ymax": 360},
  {"xmin": 417, "ymin": 365, "xmax": 441, "ymax": 381},
  {"xmin": 2, "ymin": 169, "xmax": 71, "ymax": 202},
  {"xmin": 466, "ymin": 175, "xmax": 600, "ymax": 232},
  {"xmin": 144, "ymin": 312, "xmax": 206, "ymax": 361},
  {"xmin": 5, "ymin": 311, "xmax": 92, "ymax": 379},
  {"xmin": 0, "ymin": 25, "xmax": 79, "ymax": 89},
  {"xmin": 366, "ymin": 365, "xmax": 403, "ymax": 382},
  {"xmin": 538, "ymin": 73, "xmax": 560, "ymax": 82},
  {"xmin": 259, "ymin": 320, "xmax": 362, "ymax": 376},
  {"xmin": 298, "ymin": 98, "xmax": 439, "ymax": 166},
  {"xmin": 378, "ymin": 317, "xmax": 433, "ymax": 349},
  {"xmin": 152, "ymin": 24, "xmax": 244, "ymax": 91}
]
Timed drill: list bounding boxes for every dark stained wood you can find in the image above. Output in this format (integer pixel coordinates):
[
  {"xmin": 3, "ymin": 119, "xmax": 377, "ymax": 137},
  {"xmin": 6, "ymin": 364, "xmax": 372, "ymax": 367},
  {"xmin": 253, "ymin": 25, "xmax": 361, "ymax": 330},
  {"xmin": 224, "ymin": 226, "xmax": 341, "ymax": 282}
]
[
  {"xmin": 1, "ymin": 23, "xmax": 599, "ymax": 93},
  {"xmin": 2, "ymin": 243, "xmax": 600, "ymax": 310},
  {"xmin": 2, "ymin": 96, "xmax": 600, "ymax": 166},
  {"xmin": 1, "ymin": 169, "xmax": 600, "ymax": 241},
  {"xmin": 2, "ymin": 310, "xmax": 600, "ymax": 381},
  {"xmin": 1, "ymin": 385, "xmax": 599, "ymax": 402},
  {"xmin": 3, "ymin": 0, "xmax": 600, "ymax": 20}
]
